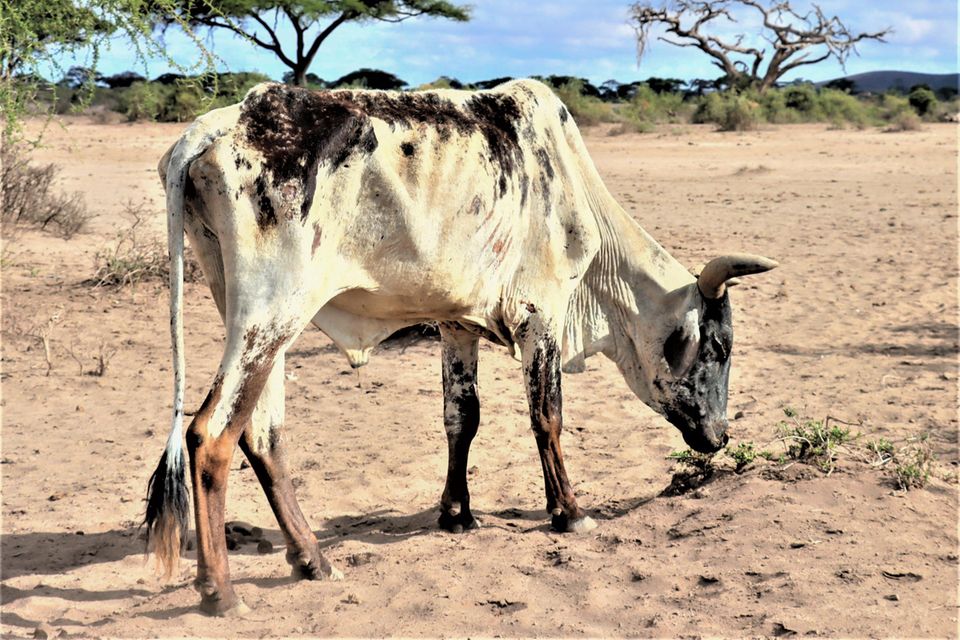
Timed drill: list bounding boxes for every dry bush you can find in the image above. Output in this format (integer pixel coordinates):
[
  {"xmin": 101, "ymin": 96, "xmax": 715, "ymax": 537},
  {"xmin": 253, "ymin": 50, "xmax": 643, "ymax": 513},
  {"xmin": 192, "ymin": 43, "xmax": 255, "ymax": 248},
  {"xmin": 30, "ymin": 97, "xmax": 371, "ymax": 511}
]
[
  {"xmin": 885, "ymin": 111, "xmax": 923, "ymax": 132},
  {"xmin": 90, "ymin": 201, "xmax": 202, "ymax": 288},
  {"xmin": 1, "ymin": 144, "xmax": 91, "ymax": 239}
]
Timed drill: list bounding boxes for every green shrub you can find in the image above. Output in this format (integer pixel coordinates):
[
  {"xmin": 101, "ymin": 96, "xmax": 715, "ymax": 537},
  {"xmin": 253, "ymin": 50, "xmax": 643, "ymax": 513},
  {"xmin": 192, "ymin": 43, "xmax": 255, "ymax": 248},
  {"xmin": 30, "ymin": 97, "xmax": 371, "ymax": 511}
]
[
  {"xmin": 758, "ymin": 89, "xmax": 802, "ymax": 124},
  {"xmin": 120, "ymin": 81, "xmax": 173, "ymax": 121},
  {"xmin": 818, "ymin": 89, "xmax": 871, "ymax": 128},
  {"xmin": 879, "ymin": 93, "xmax": 912, "ymax": 119},
  {"xmin": 893, "ymin": 443, "xmax": 933, "ymax": 490},
  {"xmin": 726, "ymin": 442, "xmax": 758, "ymax": 472},
  {"xmin": 119, "ymin": 73, "xmax": 271, "ymax": 122},
  {"xmin": 667, "ymin": 448, "xmax": 715, "ymax": 471},
  {"xmin": 692, "ymin": 92, "xmax": 759, "ymax": 131},
  {"xmin": 552, "ymin": 79, "xmax": 617, "ymax": 126},
  {"xmin": 783, "ymin": 84, "xmax": 818, "ymax": 113},
  {"xmin": 621, "ymin": 84, "xmax": 688, "ymax": 123},
  {"xmin": 779, "ymin": 411, "xmax": 854, "ymax": 473},
  {"xmin": 908, "ymin": 86, "xmax": 937, "ymax": 117}
]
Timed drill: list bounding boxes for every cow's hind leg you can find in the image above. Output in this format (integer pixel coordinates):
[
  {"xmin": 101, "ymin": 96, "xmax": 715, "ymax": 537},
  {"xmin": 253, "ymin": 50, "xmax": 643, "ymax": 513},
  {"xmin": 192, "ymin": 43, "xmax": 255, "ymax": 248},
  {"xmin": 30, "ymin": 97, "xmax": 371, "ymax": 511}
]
[
  {"xmin": 437, "ymin": 324, "xmax": 481, "ymax": 533},
  {"xmin": 238, "ymin": 353, "xmax": 341, "ymax": 580},
  {"xmin": 188, "ymin": 321, "xmax": 306, "ymax": 616},
  {"xmin": 518, "ymin": 320, "xmax": 597, "ymax": 534}
]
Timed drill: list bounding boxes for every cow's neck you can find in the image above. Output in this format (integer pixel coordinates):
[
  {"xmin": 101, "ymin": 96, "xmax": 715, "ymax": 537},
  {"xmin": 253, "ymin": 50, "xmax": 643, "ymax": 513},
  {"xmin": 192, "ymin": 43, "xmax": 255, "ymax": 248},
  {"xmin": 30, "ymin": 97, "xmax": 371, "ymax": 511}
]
[{"xmin": 562, "ymin": 187, "xmax": 693, "ymax": 373}]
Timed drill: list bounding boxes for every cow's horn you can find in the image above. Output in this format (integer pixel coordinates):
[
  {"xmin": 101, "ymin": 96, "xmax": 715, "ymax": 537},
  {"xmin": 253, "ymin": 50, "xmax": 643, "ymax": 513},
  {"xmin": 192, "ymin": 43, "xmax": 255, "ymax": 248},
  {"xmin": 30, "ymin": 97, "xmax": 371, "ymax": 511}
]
[{"xmin": 698, "ymin": 254, "xmax": 778, "ymax": 299}]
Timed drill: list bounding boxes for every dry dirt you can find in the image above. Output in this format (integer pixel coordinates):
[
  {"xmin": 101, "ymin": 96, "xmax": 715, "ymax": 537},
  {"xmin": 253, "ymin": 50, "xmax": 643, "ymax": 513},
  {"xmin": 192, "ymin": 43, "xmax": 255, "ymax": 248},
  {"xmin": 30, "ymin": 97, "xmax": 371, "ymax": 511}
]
[{"xmin": 1, "ymin": 118, "xmax": 957, "ymax": 638}]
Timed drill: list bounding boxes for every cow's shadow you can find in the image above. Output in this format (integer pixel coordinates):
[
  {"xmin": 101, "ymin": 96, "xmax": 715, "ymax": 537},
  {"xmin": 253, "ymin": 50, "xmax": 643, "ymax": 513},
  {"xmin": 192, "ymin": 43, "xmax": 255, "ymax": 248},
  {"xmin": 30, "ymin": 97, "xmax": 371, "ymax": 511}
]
[{"xmin": 0, "ymin": 493, "xmax": 657, "ymax": 619}]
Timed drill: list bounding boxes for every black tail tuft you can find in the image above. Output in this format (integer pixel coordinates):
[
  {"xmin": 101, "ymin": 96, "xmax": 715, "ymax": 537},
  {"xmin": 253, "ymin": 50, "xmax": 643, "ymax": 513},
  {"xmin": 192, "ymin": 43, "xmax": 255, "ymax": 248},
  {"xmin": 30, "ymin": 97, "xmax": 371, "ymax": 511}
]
[{"xmin": 143, "ymin": 448, "xmax": 190, "ymax": 578}]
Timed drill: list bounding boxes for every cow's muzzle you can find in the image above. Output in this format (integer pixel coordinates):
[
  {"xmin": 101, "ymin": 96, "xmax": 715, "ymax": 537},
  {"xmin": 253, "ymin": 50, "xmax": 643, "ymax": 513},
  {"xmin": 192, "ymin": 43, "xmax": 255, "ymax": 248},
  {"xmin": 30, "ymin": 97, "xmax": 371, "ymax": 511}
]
[{"xmin": 681, "ymin": 420, "xmax": 729, "ymax": 454}]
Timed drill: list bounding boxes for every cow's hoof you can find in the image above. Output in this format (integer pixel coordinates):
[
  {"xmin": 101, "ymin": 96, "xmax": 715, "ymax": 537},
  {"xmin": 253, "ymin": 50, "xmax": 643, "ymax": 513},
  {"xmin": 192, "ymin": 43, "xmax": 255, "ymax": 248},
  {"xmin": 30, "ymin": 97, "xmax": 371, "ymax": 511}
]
[
  {"xmin": 199, "ymin": 597, "xmax": 250, "ymax": 618},
  {"xmin": 551, "ymin": 513, "xmax": 598, "ymax": 534},
  {"xmin": 291, "ymin": 560, "xmax": 344, "ymax": 581},
  {"xmin": 288, "ymin": 548, "xmax": 342, "ymax": 581},
  {"xmin": 438, "ymin": 509, "xmax": 480, "ymax": 534}
]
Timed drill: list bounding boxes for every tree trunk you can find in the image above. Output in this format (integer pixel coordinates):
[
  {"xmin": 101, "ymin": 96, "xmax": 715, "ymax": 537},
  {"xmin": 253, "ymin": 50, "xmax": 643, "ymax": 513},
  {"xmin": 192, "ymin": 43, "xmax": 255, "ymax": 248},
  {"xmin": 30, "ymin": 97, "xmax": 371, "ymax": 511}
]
[{"xmin": 293, "ymin": 66, "xmax": 307, "ymax": 86}]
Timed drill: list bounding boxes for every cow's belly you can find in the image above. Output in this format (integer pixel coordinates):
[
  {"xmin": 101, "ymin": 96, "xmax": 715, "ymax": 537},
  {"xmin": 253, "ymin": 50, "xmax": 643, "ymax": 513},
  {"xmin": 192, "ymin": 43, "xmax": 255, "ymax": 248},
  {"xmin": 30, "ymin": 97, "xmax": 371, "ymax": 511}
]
[
  {"xmin": 328, "ymin": 288, "xmax": 474, "ymax": 321},
  {"xmin": 311, "ymin": 288, "xmax": 507, "ymax": 369}
]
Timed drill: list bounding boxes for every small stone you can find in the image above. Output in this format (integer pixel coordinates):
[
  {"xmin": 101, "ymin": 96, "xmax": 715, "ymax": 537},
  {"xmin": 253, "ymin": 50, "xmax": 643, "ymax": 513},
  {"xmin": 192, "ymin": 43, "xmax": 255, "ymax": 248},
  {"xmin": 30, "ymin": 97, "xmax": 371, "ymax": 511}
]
[
  {"xmin": 734, "ymin": 410, "xmax": 745, "ymax": 420},
  {"xmin": 47, "ymin": 493, "xmax": 65, "ymax": 502},
  {"xmin": 884, "ymin": 594, "xmax": 900, "ymax": 601},
  {"xmin": 256, "ymin": 539, "xmax": 273, "ymax": 554}
]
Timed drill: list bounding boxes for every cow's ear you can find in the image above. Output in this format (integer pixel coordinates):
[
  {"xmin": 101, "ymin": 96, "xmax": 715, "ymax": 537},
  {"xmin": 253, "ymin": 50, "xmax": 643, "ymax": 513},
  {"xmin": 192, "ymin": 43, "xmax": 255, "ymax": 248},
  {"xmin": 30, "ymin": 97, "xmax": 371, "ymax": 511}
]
[{"xmin": 663, "ymin": 324, "xmax": 698, "ymax": 379}]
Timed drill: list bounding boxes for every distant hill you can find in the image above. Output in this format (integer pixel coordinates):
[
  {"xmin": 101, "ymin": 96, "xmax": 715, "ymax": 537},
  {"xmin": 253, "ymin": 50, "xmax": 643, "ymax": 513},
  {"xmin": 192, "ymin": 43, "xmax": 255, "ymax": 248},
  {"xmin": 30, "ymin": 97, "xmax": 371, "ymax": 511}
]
[{"xmin": 817, "ymin": 70, "xmax": 959, "ymax": 94}]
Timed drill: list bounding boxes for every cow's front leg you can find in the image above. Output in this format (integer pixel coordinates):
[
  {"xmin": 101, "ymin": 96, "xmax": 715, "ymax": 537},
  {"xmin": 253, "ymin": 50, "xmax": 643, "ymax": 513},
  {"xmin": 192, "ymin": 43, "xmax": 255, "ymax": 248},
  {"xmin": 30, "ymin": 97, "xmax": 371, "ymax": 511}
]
[
  {"xmin": 239, "ymin": 353, "xmax": 342, "ymax": 580},
  {"xmin": 437, "ymin": 324, "xmax": 482, "ymax": 533},
  {"xmin": 520, "ymin": 326, "xmax": 597, "ymax": 534}
]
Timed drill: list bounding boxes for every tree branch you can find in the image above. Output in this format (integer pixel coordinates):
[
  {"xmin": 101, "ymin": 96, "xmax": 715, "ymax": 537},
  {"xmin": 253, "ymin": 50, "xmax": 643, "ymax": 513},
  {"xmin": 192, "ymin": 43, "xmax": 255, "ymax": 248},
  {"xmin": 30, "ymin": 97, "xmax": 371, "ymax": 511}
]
[
  {"xmin": 246, "ymin": 10, "xmax": 295, "ymax": 68},
  {"xmin": 630, "ymin": 0, "xmax": 890, "ymax": 92},
  {"xmin": 302, "ymin": 11, "xmax": 354, "ymax": 66}
]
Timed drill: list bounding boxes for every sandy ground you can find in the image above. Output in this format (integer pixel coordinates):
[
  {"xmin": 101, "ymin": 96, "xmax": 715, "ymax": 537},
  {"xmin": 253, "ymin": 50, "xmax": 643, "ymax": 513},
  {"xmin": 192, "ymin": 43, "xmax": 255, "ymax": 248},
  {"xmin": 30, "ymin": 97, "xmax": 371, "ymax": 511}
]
[{"xmin": 1, "ymin": 117, "xmax": 957, "ymax": 638}]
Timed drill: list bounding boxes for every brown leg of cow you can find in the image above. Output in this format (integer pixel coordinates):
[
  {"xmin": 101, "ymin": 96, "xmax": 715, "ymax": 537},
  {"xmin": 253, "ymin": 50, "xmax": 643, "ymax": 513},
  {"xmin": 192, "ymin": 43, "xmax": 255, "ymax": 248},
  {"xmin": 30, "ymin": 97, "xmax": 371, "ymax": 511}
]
[
  {"xmin": 238, "ymin": 433, "xmax": 340, "ymax": 579},
  {"xmin": 522, "ymin": 330, "xmax": 597, "ymax": 534},
  {"xmin": 238, "ymin": 355, "xmax": 340, "ymax": 580},
  {"xmin": 187, "ymin": 327, "xmax": 292, "ymax": 616},
  {"xmin": 437, "ymin": 324, "xmax": 481, "ymax": 533},
  {"xmin": 187, "ymin": 381, "xmax": 248, "ymax": 617}
]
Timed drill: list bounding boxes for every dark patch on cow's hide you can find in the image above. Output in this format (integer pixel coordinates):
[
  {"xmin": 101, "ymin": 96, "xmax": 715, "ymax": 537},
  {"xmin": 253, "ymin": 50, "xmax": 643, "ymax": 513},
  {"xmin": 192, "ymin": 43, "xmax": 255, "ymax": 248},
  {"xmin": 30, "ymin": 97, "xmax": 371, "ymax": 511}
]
[
  {"xmin": 200, "ymin": 469, "xmax": 215, "ymax": 491},
  {"xmin": 233, "ymin": 154, "xmax": 252, "ymax": 171},
  {"xmin": 468, "ymin": 195, "xmax": 483, "ymax": 216},
  {"xmin": 239, "ymin": 84, "xmax": 528, "ymax": 227},
  {"xmin": 400, "ymin": 141, "xmax": 415, "ymax": 157},
  {"xmin": 311, "ymin": 222, "xmax": 323, "ymax": 256},
  {"xmin": 558, "ymin": 105, "xmax": 569, "ymax": 123},
  {"xmin": 268, "ymin": 426, "xmax": 282, "ymax": 451},
  {"xmin": 239, "ymin": 85, "xmax": 373, "ymax": 227},
  {"xmin": 535, "ymin": 147, "xmax": 555, "ymax": 213},
  {"xmin": 526, "ymin": 334, "xmax": 562, "ymax": 430},
  {"xmin": 519, "ymin": 173, "xmax": 530, "ymax": 208},
  {"xmin": 464, "ymin": 93, "xmax": 524, "ymax": 180},
  {"xmin": 253, "ymin": 175, "xmax": 277, "ymax": 228}
]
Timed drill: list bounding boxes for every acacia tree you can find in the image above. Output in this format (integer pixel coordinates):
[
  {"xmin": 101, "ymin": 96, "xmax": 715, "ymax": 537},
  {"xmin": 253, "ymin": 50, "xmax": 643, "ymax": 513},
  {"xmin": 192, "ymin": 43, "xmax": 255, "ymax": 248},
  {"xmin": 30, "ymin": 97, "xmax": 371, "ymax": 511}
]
[
  {"xmin": 152, "ymin": 1, "xmax": 470, "ymax": 86},
  {"xmin": 1, "ymin": 0, "xmax": 216, "ymax": 144},
  {"xmin": 629, "ymin": 1, "xmax": 890, "ymax": 93}
]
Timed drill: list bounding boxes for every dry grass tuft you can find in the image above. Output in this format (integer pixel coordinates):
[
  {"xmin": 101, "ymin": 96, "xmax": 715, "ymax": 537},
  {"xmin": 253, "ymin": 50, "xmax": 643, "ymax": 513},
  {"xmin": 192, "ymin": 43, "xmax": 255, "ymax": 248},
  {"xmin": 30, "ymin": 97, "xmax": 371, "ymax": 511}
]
[
  {"xmin": 90, "ymin": 201, "xmax": 202, "ymax": 288},
  {"xmin": 1, "ymin": 144, "xmax": 91, "ymax": 239}
]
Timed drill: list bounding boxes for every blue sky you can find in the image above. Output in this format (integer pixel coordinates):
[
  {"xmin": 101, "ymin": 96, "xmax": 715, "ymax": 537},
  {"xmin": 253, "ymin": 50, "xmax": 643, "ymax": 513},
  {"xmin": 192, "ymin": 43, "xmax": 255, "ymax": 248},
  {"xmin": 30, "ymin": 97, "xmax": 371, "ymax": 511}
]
[{"xmin": 78, "ymin": 0, "xmax": 958, "ymax": 85}]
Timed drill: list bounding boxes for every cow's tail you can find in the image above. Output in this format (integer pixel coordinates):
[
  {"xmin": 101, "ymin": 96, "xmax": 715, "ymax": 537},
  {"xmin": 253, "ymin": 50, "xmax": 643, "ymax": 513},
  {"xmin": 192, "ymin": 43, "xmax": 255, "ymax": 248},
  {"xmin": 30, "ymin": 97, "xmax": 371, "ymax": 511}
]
[{"xmin": 144, "ymin": 124, "xmax": 216, "ymax": 578}]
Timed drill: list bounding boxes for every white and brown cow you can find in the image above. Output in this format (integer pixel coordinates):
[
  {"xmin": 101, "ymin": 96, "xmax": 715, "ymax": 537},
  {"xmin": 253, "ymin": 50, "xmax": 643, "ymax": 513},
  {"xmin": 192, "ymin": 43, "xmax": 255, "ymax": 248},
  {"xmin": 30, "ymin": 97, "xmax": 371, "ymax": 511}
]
[{"xmin": 145, "ymin": 79, "xmax": 776, "ymax": 616}]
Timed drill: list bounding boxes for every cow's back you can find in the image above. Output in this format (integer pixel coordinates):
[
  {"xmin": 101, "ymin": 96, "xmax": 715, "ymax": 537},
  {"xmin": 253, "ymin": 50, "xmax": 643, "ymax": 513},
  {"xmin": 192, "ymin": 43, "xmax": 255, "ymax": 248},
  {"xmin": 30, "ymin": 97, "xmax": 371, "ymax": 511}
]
[{"xmin": 187, "ymin": 80, "xmax": 603, "ymax": 347}]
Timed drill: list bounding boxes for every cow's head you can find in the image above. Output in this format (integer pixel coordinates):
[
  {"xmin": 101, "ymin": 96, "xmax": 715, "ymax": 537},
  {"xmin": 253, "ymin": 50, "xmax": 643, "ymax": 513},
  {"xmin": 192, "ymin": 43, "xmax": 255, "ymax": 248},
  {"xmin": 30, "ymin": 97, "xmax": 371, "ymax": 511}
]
[{"xmin": 615, "ymin": 254, "xmax": 777, "ymax": 454}]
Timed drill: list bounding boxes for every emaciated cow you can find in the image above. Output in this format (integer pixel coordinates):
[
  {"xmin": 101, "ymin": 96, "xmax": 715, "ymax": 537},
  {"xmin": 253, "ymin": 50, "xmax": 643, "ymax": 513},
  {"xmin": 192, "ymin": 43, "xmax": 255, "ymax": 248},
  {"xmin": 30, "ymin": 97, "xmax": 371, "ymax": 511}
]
[{"xmin": 145, "ymin": 79, "xmax": 776, "ymax": 616}]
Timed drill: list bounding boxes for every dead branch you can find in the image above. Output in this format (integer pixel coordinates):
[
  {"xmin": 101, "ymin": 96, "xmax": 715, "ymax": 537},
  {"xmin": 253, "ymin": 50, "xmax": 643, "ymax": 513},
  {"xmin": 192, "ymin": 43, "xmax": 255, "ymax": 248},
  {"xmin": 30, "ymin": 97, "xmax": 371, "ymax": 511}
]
[{"xmin": 630, "ymin": 0, "xmax": 890, "ymax": 92}]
